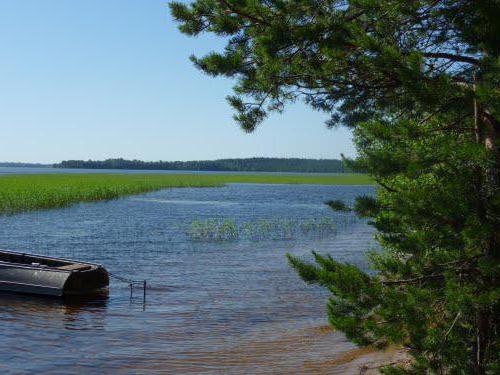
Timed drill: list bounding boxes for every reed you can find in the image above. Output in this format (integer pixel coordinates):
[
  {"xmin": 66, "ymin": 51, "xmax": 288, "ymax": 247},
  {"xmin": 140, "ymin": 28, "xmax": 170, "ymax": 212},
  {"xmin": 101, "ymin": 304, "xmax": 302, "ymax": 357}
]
[
  {"xmin": 0, "ymin": 173, "xmax": 373, "ymax": 215},
  {"xmin": 186, "ymin": 216, "xmax": 344, "ymax": 242}
]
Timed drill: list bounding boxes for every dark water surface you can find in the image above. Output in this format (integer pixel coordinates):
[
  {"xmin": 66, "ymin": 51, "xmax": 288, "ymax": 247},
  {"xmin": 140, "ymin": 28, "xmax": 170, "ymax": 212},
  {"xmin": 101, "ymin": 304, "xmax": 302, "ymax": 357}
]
[{"xmin": 0, "ymin": 183, "xmax": 375, "ymax": 374}]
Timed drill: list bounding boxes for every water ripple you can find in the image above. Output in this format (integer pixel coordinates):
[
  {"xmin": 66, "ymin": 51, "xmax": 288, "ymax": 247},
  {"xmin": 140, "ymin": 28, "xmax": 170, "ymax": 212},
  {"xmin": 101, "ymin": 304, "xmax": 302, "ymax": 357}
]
[{"xmin": 0, "ymin": 183, "xmax": 375, "ymax": 373}]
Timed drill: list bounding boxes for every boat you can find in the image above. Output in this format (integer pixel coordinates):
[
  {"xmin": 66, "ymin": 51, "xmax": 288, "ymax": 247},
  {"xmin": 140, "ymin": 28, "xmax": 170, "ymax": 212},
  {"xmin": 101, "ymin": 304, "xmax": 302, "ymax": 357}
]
[{"xmin": 0, "ymin": 249, "xmax": 109, "ymax": 297}]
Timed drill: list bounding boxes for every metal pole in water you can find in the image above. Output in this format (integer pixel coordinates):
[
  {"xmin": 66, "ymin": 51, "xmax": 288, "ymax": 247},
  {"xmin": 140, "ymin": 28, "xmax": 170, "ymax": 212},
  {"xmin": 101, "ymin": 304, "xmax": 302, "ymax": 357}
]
[
  {"xmin": 130, "ymin": 283, "xmax": 133, "ymax": 299},
  {"xmin": 143, "ymin": 280, "xmax": 147, "ymax": 302}
]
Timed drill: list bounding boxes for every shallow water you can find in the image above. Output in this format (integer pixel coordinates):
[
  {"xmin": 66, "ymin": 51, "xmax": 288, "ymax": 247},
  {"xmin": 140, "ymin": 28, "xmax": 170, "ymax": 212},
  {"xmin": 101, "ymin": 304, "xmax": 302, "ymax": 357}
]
[{"xmin": 0, "ymin": 183, "xmax": 375, "ymax": 374}]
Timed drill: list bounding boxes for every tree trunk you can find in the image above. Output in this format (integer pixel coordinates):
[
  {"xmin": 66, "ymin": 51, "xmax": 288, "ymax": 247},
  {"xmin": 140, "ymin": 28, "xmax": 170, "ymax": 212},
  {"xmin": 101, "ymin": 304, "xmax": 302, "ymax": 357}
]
[{"xmin": 473, "ymin": 109, "xmax": 500, "ymax": 374}]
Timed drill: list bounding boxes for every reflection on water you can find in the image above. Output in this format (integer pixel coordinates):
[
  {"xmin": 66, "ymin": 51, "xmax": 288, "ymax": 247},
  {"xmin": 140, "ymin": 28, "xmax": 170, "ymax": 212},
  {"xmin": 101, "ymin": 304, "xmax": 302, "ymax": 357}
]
[
  {"xmin": 0, "ymin": 183, "xmax": 375, "ymax": 373},
  {"xmin": 0, "ymin": 292, "xmax": 109, "ymax": 330}
]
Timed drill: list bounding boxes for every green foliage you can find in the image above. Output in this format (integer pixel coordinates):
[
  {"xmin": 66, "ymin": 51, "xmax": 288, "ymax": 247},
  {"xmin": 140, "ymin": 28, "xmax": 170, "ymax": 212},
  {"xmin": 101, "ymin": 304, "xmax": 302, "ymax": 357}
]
[
  {"xmin": 172, "ymin": 0, "xmax": 500, "ymax": 372},
  {"xmin": 186, "ymin": 216, "xmax": 339, "ymax": 242},
  {"xmin": 0, "ymin": 174, "xmax": 221, "ymax": 215},
  {"xmin": 0, "ymin": 173, "xmax": 372, "ymax": 215},
  {"xmin": 325, "ymin": 199, "xmax": 351, "ymax": 212},
  {"xmin": 170, "ymin": 0, "xmax": 499, "ymax": 131},
  {"xmin": 187, "ymin": 218, "xmax": 240, "ymax": 241}
]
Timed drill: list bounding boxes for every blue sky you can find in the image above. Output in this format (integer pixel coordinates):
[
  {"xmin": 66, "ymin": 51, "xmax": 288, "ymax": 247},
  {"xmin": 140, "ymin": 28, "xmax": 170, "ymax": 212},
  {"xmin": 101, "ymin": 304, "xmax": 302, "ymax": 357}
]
[{"xmin": 0, "ymin": 0, "xmax": 355, "ymax": 163}]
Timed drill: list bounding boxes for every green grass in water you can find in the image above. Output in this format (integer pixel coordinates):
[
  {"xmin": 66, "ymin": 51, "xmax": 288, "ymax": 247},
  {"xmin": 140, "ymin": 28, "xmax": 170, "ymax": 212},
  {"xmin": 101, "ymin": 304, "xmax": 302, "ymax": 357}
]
[
  {"xmin": 186, "ymin": 217, "xmax": 339, "ymax": 242},
  {"xmin": 0, "ymin": 173, "xmax": 373, "ymax": 215}
]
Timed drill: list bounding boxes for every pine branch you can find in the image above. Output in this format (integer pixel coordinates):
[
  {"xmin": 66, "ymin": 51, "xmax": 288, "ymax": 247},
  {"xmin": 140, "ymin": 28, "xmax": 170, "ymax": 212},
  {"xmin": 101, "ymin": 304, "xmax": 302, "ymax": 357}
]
[
  {"xmin": 219, "ymin": 0, "xmax": 269, "ymax": 26},
  {"xmin": 444, "ymin": 312, "xmax": 462, "ymax": 341},
  {"xmin": 422, "ymin": 52, "xmax": 480, "ymax": 66},
  {"xmin": 376, "ymin": 179, "xmax": 399, "ymax": 193},
  {"xmin": 382, "ymin": 273, "xmax": 443, "ymax": 285}
]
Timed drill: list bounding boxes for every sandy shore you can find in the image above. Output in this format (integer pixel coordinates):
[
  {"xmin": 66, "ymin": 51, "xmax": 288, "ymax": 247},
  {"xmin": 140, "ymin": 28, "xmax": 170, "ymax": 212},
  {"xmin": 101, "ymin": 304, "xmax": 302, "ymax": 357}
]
[
  {"xmin": 303, "ymin": 343, "xmax": 408, "ymax": 374},
  {"xmin": 123, "ymin": 322, "xmax": 408, "ymax": 374}
]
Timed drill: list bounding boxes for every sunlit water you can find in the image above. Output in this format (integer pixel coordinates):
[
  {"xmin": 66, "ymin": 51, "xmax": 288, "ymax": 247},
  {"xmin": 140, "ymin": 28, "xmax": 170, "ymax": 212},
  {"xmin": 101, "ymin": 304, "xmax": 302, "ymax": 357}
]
[{"xmin": 0, "ymin": 183, "xmax": 375, "ymax": 374}]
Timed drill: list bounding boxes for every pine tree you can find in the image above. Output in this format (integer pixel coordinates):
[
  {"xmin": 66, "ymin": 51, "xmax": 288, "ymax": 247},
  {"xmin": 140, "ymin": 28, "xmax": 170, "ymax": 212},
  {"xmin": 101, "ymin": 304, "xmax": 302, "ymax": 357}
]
[{"xmin": 170, "ymin": 1, "xmax": 500, "ymax": 372}]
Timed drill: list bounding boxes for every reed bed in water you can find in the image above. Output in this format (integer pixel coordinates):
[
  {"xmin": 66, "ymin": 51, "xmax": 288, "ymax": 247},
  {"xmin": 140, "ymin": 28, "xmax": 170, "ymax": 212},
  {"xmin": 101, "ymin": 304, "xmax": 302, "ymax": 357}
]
[
  {"xmin": 0, "ymin": 173, "xmax": 372, "ymax": 215},
  {"xmin": 185, "ymin": 216, "xmax": 363, "ymax": 242}
]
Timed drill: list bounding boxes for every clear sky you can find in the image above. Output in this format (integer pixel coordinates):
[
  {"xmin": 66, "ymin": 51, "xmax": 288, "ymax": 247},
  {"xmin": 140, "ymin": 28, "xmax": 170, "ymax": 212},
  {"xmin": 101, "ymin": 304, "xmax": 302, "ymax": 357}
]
[{"xmin": 0, "ymin": 0, "xmax": 355, "ymax": 164}]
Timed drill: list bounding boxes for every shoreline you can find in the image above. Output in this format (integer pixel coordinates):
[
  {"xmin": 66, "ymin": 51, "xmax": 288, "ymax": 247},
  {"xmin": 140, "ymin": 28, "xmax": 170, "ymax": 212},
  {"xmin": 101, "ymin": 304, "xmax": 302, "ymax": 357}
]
[{"xmin": 120, "ymin": 322, "xmax": 407, "ymax": 374}]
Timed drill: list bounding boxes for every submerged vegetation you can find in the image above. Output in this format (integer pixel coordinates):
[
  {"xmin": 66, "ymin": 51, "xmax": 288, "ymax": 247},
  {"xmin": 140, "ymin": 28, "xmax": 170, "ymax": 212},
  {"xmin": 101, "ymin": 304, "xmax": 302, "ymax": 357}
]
[
  {"xmin": 186, "ymin": 216, "xmax": 341, "ymax": 242},
  {"xmin": 0, "ymin": 173, "xmax": 372, "ymax": 215}
]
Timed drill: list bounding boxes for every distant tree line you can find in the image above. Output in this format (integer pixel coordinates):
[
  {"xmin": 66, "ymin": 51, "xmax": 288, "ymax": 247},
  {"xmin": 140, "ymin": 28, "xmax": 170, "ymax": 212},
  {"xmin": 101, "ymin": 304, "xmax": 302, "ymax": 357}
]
[
  {"xmin": 0, "ymin": 162, "xmax": 50, "ymax": 168},
  {"xmin": 55, "ymin": 158, "xmax": 350, "ymax": 173}
]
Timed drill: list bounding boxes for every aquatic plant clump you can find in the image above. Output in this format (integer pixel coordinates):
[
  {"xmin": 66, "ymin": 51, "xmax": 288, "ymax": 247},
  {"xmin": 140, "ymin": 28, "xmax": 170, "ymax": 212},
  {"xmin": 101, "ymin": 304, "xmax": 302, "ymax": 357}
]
[
  {"xmin": 0, "ymin": 173, "xmax": 372, "ymax": 215},
  {"xmin": 187, "ymin": 218, "xmax": 240, "ymax": 241},
  {"xmin": 186, "ymin": 217, "xmax": 343, "ymax": 242}
]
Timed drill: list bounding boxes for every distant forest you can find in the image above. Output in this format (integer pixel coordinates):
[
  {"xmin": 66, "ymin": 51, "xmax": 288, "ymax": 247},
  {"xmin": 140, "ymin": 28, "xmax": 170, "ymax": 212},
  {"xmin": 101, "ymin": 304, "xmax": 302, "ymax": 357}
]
[
  {"xmin": 0, "ymin": 162, "xmax": 51, "ymax": 168},
  {"xmin": 55, "ymin": 158, "xmax": 350, "ymax": 173}
]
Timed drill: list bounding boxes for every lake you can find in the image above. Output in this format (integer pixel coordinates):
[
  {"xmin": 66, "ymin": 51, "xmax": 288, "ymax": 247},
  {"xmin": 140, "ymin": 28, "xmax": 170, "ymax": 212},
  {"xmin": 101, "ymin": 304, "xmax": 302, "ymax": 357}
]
[{"xmin": 0, "ymin": 182, "xmax": 375, "ymax": 374}]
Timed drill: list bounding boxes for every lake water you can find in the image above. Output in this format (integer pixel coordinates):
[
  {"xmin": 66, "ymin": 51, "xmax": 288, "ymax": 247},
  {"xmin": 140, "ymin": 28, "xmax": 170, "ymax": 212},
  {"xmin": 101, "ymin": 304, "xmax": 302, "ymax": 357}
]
[{"xmin": 0, "ymin": 182, "xmax": 375, "ymax": 374}]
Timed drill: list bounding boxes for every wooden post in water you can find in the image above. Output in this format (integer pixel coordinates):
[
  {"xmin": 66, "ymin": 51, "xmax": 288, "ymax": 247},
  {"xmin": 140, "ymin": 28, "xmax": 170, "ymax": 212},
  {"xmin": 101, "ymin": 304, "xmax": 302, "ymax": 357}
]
[{"xmin": 143, "ymin": 280, "xmax": 147, "ymax": 302}]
